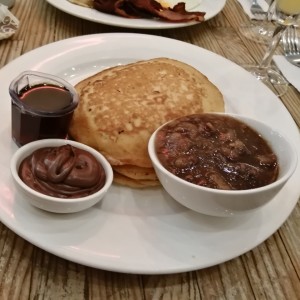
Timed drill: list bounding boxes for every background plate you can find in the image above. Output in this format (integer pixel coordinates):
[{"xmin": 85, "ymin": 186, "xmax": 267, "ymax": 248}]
[
  {"xmin": 0, "ymin": 33, "xmax": 299, "ymax": 275},
  {"xmin": 46, "ymin": 0, "xmax": 226, "ymax": 29}
]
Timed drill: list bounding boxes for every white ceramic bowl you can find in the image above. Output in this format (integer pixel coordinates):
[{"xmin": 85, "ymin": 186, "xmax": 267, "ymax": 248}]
[
  {"xmin": 10, "ymin": 139, "xmax": 113, "ymax": 213},
  {"xmin": 148, "ymin": 113, "xmax": 298, "ymax": 217}
]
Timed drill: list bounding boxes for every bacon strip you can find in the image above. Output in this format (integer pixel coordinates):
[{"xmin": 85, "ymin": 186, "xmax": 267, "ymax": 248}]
[{"xmin": 93, "ymin": 0, "xmax": 205, "ymax": 23}]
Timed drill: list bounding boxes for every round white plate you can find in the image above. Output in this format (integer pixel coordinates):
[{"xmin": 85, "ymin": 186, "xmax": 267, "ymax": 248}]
[
  {"xmin": 0, "ymin": 33, "xmax": 299, "ymax": 275},
  {"xmin": 46, "ymin": 0, "xmax": 226, "ymax": 29}
]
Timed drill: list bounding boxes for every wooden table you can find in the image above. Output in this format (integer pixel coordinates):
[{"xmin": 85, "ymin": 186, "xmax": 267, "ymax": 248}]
[{"xmin": 0, "ymin": 0, "xmax": 299, "ymax": 299}]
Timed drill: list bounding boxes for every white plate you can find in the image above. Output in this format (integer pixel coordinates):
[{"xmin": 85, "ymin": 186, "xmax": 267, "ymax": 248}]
[
  {"xmin": 46, "ymin": 0, "xmax": 226, "ymax": 29},
  {"xmin": 0, "ymin": 33, "xmax": 299, "ymax": 275}
]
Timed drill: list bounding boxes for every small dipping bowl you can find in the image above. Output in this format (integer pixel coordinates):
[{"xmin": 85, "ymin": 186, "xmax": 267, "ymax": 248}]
[
  {"xmin": 148, "ymin": 113, "xmax": 298, "ymax": 217},
  {"xmin": 9, "ymin": 71, "xmax": 79, "ymax": 147},
  {"xmin": 10, "ymin": 139, "xmax": 113, "ymax": 213}
]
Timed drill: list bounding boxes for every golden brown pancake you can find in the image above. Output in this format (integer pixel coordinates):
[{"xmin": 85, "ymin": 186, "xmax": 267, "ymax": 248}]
[
  {"xmin": 69, "ymin": 57, "xmax": 225, "ymax": 174},
  {"xmin": 113, "ymin": 165, "xmax": 158, "ymax": 181},
  {"xmin": 113, "ymin": 171, "xmax": 161, "ymax": 189}
]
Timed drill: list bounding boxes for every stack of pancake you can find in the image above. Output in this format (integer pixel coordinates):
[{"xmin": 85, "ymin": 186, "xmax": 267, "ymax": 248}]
[{"xmin": 68, "ymin": 57, "xmax": 224, "ymax": 188}]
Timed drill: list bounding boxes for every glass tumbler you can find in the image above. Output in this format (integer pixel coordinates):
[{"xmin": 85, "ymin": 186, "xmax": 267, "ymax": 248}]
[{"xmin": 9, "ymin": 71, "xmax": 79, "ymax": 147}]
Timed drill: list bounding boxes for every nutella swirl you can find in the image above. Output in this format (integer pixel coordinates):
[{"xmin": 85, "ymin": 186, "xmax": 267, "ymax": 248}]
[{"xmin": 19, "ymin": 144, "xmax": 106, "ymax": 198}]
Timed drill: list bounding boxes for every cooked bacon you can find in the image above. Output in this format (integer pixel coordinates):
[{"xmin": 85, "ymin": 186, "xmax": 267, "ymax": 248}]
[
  {"xmin": 93, "ymin": 0, "xmax": 116, "ymax": 13},
  {"xmin": 93, "ymin": 0, "xmax": 205, "ymax": 23}
]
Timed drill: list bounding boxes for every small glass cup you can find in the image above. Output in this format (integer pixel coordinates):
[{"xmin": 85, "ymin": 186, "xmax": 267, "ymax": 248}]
[{"xmin": 9, "ymin": 71, "xmax": 79, "ymax": 147}]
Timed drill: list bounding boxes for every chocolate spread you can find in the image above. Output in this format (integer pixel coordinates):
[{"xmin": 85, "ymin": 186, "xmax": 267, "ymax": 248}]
[{"xmin": 19, "ymin": 144, "xmax": 106, "ymax": 198}]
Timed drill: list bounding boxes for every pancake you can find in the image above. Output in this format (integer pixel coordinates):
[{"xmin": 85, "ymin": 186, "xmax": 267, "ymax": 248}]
[
  {"xmin": 113, "ymin": 165, "xmax": 158, "ymax": 181},
  {"xmin": 69, "ymin": 57, "xmax": 225, "ymax": 173},
  {"xmin": 113, "ymin": 171, "xmax": 161, "ymax": 188}
]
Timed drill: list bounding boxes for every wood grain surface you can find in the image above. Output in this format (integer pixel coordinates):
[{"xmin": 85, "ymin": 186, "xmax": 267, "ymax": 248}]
[{"xmin": 0, "ymin": 0, "xmax": 299, "ymax": 299}]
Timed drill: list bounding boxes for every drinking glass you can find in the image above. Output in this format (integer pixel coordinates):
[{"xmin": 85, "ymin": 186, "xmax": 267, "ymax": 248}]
[
  {"xmin": 244, "ymin": 0, "xmax": 300, "ymax": 96},
  {"xmin": 240, "ymin": 0, "xmax": 276, "ymax": 44}
]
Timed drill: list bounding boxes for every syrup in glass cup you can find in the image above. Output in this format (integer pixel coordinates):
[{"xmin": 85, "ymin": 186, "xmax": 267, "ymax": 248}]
[{"xmin": 9, "ymin": 71, "xmax": 79, "ymax": 147}]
